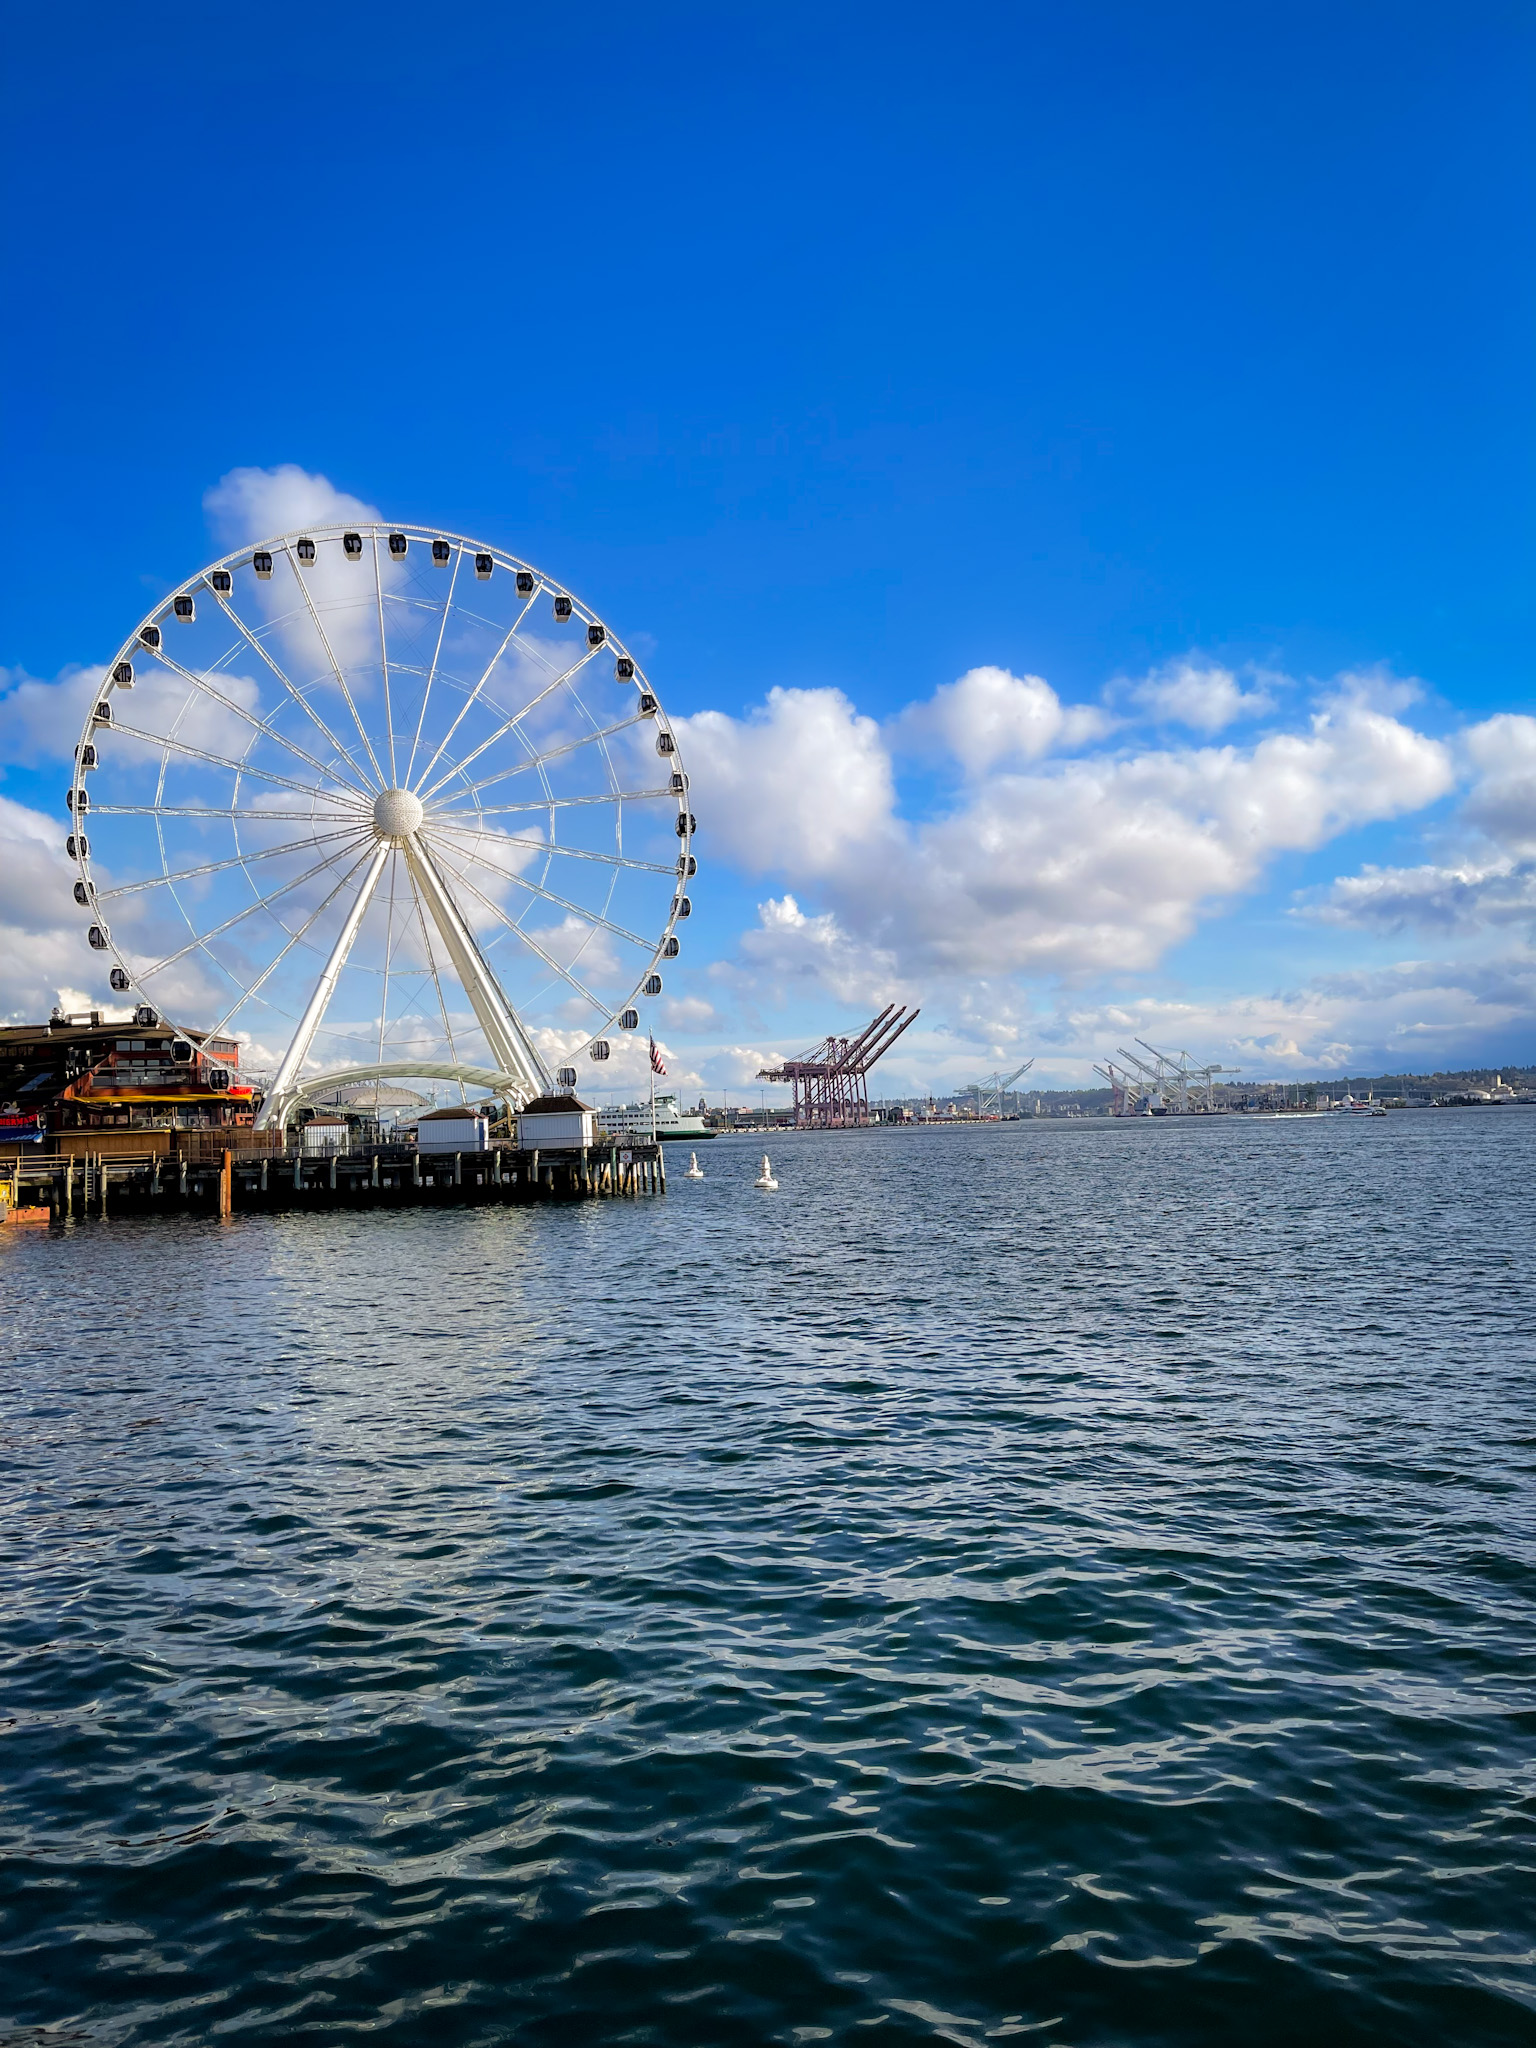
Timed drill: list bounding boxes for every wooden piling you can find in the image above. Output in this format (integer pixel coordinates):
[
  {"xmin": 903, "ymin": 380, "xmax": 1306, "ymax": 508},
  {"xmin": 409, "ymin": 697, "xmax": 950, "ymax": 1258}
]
[
  {"xmin": 218, "ymin": 1149, "xmax": 232, "ymax": 1219},
  {"xmin": 98, "ymin": 1155, "xmax": 109, "ymax": 1219}
]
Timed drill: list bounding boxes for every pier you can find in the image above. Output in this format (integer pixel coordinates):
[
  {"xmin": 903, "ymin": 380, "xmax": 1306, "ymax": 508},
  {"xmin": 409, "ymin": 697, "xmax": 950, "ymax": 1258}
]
[{"xmin": 1, "ymin": 1138, "xmax": 666, "ymax": 1223}]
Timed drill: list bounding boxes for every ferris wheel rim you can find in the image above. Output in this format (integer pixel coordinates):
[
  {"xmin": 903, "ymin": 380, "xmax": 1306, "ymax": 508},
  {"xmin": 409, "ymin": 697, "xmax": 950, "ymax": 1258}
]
[{"xmin": 68, "ymin": 523, "xmax": 696, "ymax": 1100}]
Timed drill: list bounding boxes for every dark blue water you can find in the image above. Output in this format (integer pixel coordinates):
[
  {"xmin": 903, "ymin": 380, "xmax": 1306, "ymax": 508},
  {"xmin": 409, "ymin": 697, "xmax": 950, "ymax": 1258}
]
[{"xmin": 2, "ymin": 1115, "xmax": 1534, "ymax": 2046}]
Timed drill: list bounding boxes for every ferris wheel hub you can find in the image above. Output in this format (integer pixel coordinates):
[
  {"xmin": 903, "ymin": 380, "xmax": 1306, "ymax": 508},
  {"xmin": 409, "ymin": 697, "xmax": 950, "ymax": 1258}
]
[{"xmin": 372, "ymin": 787, "xmax": 424, "ymax": 839}]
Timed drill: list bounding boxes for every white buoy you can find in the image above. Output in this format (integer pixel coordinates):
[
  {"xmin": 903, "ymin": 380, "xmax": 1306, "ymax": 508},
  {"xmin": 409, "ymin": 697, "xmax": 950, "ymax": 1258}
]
[
  {"xmin": 685, "ymin": 1151, "xmax": 704, "ymax": 1179},
  {"xmin": 754, "ymin": 1153, "xmax": 778, "ymax": 1192}
]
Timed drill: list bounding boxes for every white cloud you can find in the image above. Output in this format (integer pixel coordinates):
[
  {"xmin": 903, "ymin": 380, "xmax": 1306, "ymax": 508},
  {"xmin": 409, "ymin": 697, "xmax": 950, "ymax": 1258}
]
[
  {"xmin": 1322, "ymin": 665, "xmax": 1427, "ymax": 717},
  {"xmin": 661, "ymin": 995, "xmax": 718, "ymax": 1029},
  {"xmin": 1460, "ymin": 714, "xmax": 1536, "ymax": 855},
  {"xmin": 1305, "ymin": 859, "xmax": 1536, "ymax": 933},
  {"xmin": 0, "ymin": 794, "xmax": 123, "ymax": 1022},
  {"xmin": 203, "ymin": 464, "xmax": 381, "ymax": 549},
  {"xmin": 689, "ymin": 684, "xmax": 1454, "ymax": 991},
  {"xmin": 893, "ymin": 665, "xmax": 1109, "ymax": 775},
  {"xmin": 1302, "ymin": 712, "xmax": 1536, "ymax": 935},
  {"xmin": 1128, "ymin": 657, "xmax": 1276, "ymax": 732},
  {"xmin": 0, "ymin": 663, "xmax": 105, "ymax": 768},
  {"xmin": 203, "ymin": 465, "xmax": 394, "ymax": 683},
  {"xmin": 677, "ymin": 686, "xmax": 896, "ymax": 877},
  {"xmin": 737, "ymin": 893, "xmax": 903, "ymax": 1006}
]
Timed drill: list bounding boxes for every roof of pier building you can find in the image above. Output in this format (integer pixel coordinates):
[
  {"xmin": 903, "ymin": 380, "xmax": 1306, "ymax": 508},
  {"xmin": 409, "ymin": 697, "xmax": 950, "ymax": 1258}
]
[{"xmin": 518, "ymin": 1094, "xmax": 596, "ymax": 1116}]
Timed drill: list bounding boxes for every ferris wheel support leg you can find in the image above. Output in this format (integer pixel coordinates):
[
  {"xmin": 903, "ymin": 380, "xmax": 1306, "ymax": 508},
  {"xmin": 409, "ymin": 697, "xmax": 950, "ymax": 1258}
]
[
  {"xmin": 404, "ymin": 836, "xmax": 552, "ymax": 1101},
  {"xmin": 255, "ymin": 842, "xmax": 392, "ymax": 1131}
]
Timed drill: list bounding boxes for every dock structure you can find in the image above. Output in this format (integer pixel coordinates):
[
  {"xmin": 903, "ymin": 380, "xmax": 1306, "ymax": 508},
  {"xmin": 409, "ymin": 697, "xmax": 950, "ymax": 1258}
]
[{"xmin": 0, "ymin": 1139, "xmax": 665, "ymax": 1223}]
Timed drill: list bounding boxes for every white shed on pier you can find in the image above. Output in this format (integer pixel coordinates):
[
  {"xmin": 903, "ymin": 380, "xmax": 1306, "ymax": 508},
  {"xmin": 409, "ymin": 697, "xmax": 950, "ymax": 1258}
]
[
  {"xmin": 416, "ymin": 1105, "xmax": 491, "ymax": 1154},
  {"xmin": 516, "ymin": 1093, "xmax": 597, "ymax": 1151}
]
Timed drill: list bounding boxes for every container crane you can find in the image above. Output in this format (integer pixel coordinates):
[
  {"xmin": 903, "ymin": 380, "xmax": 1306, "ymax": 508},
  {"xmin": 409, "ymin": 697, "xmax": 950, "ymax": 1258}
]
[{"xmin": 964, "ymin": 1058, "xmax": 1035, "ymax": 1117}]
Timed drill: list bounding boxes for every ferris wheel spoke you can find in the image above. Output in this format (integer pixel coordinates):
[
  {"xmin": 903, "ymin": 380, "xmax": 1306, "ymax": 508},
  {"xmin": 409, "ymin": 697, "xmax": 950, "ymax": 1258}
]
[
  {"xmin": 95, "ymin": 826, "xmax": 365, "ymax": 902},
  {"xmin": 402, "ymin": 540, "xmax": 463, "ymax": 789},
  {"xmin": 109, "ymin": 719, "xmax": 372, "ymax": 810},
  {"xmin": 137, "ymin": 838, "xmax": 373, "ymax": 981},
  {"xmin": 212, "ymin": 587, "xmax": 381, "ymax": 792},
  {"xmin": 92, "ymin": 802, "xmax": 367, "ymax": 822},
  {"xmin": 416, "ymin": 643, "xmax": 601, "ymax": 804},
  {"xmin": 430, "ymin": 821, "xmax": 680, "ymax": 876},
  {"xmin": 425, "ymin": 831, "xmax": 652, "ymax": 950},
  {"xmin": 201, "ymin": 842, "xmax": 386, "ymax": 1040},
  {"xmin": 409, "ymin": 583, "xmax": 542, "ymax": 796},
  {"xmin": 431, "ymin": 846, "xmax": 608, "ymax": 1016},
  {"xmin": 429, "ymin": 788, "xmax": 675, "ymax": 819},
  {"xmin": 141, "ymin": 645, "xmax": 376, "ymax": 799},
  {"xmin": 370, "ymin": 532, "xmax": 402, "ymax": 788},
  {"xmin": 447, "ymin": 711, "xmax": 652, "ymax": 803},
  {"xmin": 284, "ymin": 545, "xmax": 387, "ymax": 788}
]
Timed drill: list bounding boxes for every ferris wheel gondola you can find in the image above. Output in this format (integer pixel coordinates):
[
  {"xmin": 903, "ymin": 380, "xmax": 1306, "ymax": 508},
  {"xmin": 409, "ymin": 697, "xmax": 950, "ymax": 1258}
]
[{"xmin": 68, "ymin": 524, "xmax": 695, "ymax": 1128}]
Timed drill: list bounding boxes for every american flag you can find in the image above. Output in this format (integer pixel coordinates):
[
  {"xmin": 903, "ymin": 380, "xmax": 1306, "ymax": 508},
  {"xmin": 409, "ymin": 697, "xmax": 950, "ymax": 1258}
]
[{"xmin": 649, "ymin": 1036, "xmax": 667, "ymax": 1077}]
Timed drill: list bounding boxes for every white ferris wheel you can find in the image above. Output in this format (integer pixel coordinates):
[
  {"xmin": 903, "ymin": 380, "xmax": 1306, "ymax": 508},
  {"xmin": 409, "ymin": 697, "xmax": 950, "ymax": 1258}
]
[{"xmin": 66, "ymin": 524, "xmax": 697, "ymax": 1128}]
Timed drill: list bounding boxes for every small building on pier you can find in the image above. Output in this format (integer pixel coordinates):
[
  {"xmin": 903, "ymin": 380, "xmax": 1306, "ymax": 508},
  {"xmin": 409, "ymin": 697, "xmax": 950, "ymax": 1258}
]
[{"xmin": 516, "ymin": 1093, "xmax": 598, "ymax": 1151}]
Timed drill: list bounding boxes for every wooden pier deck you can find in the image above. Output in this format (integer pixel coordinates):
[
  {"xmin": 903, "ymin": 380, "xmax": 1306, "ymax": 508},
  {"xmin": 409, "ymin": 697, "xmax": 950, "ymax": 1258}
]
[{"xmin": 1, "ymin": 1141, "xmax": 666, "ymax": 1222}]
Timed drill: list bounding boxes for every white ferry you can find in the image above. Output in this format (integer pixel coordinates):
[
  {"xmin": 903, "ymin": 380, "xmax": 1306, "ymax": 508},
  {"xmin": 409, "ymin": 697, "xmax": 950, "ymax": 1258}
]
[{"xmin": 596, "ymin": 1092, "xmax": 716, "ymax": 1142}]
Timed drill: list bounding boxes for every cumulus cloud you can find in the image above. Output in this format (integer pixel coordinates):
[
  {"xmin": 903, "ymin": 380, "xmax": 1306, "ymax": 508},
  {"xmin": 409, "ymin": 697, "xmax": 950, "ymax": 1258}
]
[
  {"xmin": 677, "ymin": 687, "xmax": 896, "ymax": 877},
  {"xmin": 0, "ymin": 794, "xmax": 122, "ymax": 1022},
  {"xmin": 737, "ymin": 893, "xmax": 903, "ymax": 1006},
  {"xmin": 1303, "ymin": 712, "xmax": 1536, "ymax": 935},
  {"xmin": 1128, "ymin": 657, "xmax": 1277, "ymax": 732},
  {"xmin": 1460, "ymin": 714, "xmax": 1536, "ymax": 855},
  {"xmin": 685, "ymin": 681, "xmax": 1454, "ymax": 990},
  {"xmin": 204, "ymin": 464, "xmax": 381, "ymax": 548},
  {"xmin": 0, "ymin": 663, "xmax": 105, "ymax": 769},
  {"xmin": 1305, "ymin": 859, "xmax": 1536, "ymax": 933},
  {"xmin": 892, "ymin": 665, "xmax": 1109, "ymax": 775}
]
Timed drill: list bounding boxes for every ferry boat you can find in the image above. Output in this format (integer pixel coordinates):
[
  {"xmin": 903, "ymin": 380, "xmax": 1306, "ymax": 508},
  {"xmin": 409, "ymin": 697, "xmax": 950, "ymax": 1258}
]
[{"xmin": 596, "ymin": 1092, "xmax": 715, "ymax": 1143}]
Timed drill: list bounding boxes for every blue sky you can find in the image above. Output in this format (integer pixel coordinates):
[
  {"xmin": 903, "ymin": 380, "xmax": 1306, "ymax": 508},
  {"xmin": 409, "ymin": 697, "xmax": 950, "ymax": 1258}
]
[{"xmin": 2, "ymin": 3, "xmax": 1532, "ymax": 1095}]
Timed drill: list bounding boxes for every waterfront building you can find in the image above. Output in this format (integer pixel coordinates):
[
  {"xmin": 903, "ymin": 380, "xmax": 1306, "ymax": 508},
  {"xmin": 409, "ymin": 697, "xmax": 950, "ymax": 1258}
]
[{"xmin": 0, "ymin": 1010, "xmax": 253, "ymax": 1152}]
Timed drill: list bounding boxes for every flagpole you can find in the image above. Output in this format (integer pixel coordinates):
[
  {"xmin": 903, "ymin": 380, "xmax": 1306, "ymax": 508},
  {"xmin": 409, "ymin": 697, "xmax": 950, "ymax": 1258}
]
[{"xmin": 649, "ymin": 1037, "xmax": 657, "ymax": 1145}]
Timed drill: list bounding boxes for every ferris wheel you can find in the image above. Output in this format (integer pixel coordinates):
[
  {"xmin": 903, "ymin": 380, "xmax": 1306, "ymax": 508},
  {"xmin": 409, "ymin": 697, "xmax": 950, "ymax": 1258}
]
[{"xmin": 66, "ymin": 524, "xmax": 697, "ymax": 1128}]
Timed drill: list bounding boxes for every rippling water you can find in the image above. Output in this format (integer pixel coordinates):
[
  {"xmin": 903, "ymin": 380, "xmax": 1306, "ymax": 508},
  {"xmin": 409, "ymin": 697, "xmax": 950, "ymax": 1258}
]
[{"xmin": 2, "ymin": 1115, "xmax": 1534, "ymax": 2045}]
